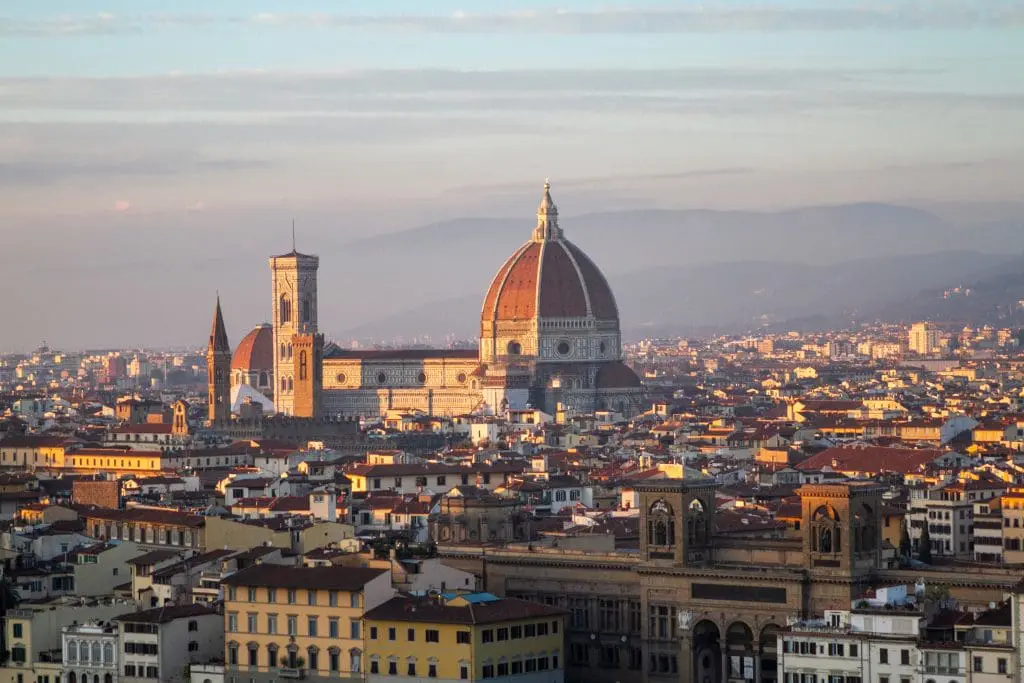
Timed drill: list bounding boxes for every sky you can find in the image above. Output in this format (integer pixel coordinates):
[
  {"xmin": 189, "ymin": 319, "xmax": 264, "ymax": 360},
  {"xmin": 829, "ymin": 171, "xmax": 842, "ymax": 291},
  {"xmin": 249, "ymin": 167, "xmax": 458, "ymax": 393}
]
[{"xmin": 1, "ymin": 1, "xmax": 1024, "ymax": 350}]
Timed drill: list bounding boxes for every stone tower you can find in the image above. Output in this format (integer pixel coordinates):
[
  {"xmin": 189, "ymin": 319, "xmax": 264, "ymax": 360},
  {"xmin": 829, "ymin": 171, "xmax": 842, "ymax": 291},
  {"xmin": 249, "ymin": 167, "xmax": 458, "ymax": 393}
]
[
  {"xmin": 292, "ymin": 332, "xmax": 324, "ymax": 418},
  {"xmin": 207, "ymin": 296, "xmax": 232, "ymax": 427},
  {"xmin": 269, "ymin": 242, "xmax": 319, "ymax": 416}
]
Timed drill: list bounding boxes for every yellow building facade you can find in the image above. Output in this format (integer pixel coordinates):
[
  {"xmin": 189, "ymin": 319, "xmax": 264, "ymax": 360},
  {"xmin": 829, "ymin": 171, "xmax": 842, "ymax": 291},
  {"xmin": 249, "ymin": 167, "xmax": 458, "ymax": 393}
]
[
  {"xmin": 222, "ymin": 564, "xmax": 394, "ymax": 683},
  {"xmin": 362, "ymin": 592, "xmax": 566, "ymax": 683}
]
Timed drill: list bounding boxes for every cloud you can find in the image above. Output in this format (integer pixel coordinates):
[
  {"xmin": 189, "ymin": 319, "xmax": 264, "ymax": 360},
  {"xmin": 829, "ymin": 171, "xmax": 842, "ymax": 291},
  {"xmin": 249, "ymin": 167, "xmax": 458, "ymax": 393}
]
[
  {"xmin": 0, "ymin": 66, "xmax": 960, "ymax": 120},
  {"xmin": 0, "ymin": 153, "xmax": 271, "ymax": 185},
  {"xmin": 4, "ymin": 4, "xmax": 1024, "ymax": 37},
  {"xmin": 113, "ymin": 200, "xmax": 131, "ymax": 212}
]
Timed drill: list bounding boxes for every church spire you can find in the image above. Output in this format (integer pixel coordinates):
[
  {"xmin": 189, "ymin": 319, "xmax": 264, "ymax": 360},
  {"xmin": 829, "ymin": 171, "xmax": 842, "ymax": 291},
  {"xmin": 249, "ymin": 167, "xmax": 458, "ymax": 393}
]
[
  {"xmin": 210, "ymin": 295, "xmax": 230, "ymax": 352},
  {"xmin": 532, "ymin": 178, "xmax": 563, "ymax": 242}
]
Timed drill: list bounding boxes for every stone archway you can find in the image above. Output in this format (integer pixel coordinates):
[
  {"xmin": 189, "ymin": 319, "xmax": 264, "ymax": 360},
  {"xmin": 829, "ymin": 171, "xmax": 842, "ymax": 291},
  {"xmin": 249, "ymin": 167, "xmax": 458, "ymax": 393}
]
[
  {"xmin": 725, "ymin": 621, "xmax": 755, "ymax": 681},
  {"xmin": 759, "ymin": 624, "xmax": 781, "ymax": 683},
  {"xmin": 692, "ymin": 620, "xmax": 722, "ymax": 683}
]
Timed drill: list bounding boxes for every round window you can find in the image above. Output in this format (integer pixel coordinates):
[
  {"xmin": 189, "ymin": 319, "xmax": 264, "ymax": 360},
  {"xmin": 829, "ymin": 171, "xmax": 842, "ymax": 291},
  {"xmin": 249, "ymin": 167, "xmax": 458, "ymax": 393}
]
[
  {"xmin": 417, "ymin": 372, "xmax": 427, "ymax": 384},
  {"xmin": 457, "ymin": 373, "xmax": 468, "ymax": 384},
  {"xmin": 377, "ymin": 372, "xmax": 387, "ymax": 385},
  {"xmin": 335, "ymin": 372, "xmax": 347, "ymax": 384},
  {"xmin": 557, "ymin": 340, "xmax": 571, "ymax": 356}
]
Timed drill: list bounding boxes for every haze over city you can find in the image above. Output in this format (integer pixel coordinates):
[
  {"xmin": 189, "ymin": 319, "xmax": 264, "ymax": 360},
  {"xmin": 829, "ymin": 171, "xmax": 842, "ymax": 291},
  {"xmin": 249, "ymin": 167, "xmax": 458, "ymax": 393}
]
[{"xmin": 2, "ymin": 1, "xmax": 1024, "ymax": 349}]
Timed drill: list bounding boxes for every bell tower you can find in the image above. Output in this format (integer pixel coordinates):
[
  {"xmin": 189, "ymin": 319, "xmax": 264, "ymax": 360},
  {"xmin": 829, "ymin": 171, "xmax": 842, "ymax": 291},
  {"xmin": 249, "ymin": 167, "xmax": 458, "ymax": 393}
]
[
  {"xmin": 270, "ymin": 238, "xmax": 319, "ymax": 416},
  {"xmin": 798, "ymin": 482, "xmax": 884, "ymax": 574},
  {"xmin": 636, "ymin": 474, "xmax": 716, "ymax": 567},
  {"xmin": 207, "ymin": 296, "xmax": 231, "ymax": 427}
]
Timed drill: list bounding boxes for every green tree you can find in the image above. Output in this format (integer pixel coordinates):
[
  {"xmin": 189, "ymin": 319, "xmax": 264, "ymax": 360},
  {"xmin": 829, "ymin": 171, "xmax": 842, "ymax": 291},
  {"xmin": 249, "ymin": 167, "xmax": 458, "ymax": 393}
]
[
  {"xmin": 899, "ymin": 519, "xmax": 912, "ymax": 558},
  {"xmin": 0, "ymin": 575, "xmax": 21, "ymax": 665},
  {"xmin": 918, "ymin": 524, "xmax": 933, "ymax": 564}
]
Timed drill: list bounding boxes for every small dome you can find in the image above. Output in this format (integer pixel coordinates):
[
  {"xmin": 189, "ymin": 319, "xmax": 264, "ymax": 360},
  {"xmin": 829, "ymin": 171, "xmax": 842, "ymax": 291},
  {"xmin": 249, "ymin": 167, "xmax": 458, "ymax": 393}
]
[{"xmin": 231, "ymin": 324, "xmax": 273, "ymax": 371}]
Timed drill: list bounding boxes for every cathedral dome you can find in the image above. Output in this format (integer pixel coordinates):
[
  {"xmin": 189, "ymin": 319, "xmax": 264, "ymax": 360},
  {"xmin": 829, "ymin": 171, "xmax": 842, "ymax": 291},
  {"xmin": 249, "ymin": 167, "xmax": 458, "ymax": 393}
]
[
  {"xmin": 232, "ymin": 324, "xmax": 273, "ymax": 371},
  {"xmin": 481, "ymin": 182, "xmax": 618, "ymax": 324}
]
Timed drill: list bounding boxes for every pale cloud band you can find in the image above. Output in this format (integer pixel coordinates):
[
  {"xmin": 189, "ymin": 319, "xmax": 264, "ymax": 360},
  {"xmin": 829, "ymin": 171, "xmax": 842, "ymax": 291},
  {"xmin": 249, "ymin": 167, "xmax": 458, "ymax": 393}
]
[{"xmin": 3, "ymin": 4, "xmax": 1024, "ymax": 37}]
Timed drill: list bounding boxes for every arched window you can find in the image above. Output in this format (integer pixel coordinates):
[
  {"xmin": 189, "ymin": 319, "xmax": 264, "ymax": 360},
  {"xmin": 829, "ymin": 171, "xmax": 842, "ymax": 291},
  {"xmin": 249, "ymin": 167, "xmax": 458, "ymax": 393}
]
[
  {"xmin": 279, "ymin": 294, "xmax": 292, "ymax": 324},
  {"xmin": 301, "ymin": 296, "xmax": 311, "ymax": 323},
  {"xmin": 104, "ymin": 674, "xmax": 112, "ymax": 683},
  {"xmin": 280, "ymin": 343, "xmax": 287, "ymax": 360},
  {"xmin": 259, "ymin": 371, "xmax": 268, "ymax": 387},
  {"xmin": 299, "ymin": 351, "xmax": 308, "ymax": 381},
  {"xmin": 79, "ymin": 642, "xmax": 88, "ymax": 662},
  {"xmin": 281, "ymin": 377, "xmax": 288, "ymax": 392},
  {"xmin": 102, "ymin": 642, "xmax": 113, "ymax": 664}
]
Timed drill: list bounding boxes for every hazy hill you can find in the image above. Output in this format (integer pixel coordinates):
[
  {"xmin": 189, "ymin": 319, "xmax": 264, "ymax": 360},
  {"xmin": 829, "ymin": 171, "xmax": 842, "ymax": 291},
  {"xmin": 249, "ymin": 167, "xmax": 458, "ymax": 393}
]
[{"xmin": 339, "ymin": 249, "xmax": 1013, "ymax": 340}]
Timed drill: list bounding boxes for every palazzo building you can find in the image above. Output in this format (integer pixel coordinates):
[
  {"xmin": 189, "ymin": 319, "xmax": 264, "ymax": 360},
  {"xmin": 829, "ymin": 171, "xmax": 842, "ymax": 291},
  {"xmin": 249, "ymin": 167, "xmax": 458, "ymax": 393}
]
[
  {"xmin": 435, "ymin": 475, "xmax": 1022, "ymax": 683},
  {"xmin": 211, "ymin": 182, "xmax": 645, "ymax": 420}
]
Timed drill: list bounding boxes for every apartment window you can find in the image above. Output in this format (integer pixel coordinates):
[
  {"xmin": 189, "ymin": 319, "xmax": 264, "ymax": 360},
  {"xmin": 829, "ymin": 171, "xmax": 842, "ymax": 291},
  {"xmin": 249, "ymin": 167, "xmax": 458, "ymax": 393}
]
[
  {"xmin": 498, "ymin": 662, "xmax": 509, "ymax": 676},
  {"xmin": 496, "ymin": 627, "xmax": 508, "ymax": 641},
  {"xmin": 350, "ymin": 593, "xmax": 360, "ymax": 608},
  {"xmin": 307, "ymin": 589, "xmax": 317, "ymax": 606},
  {"xmin": 426, "ymin": 629, "xmax": 440, "ymax": 643},
  {"xmin": 482, "ymin": 664, "xmax": 494, "ymax": 679},
  {"xmin": 227, "ymin": 612, "xmax": 239, "ymax": 632},
  {"xmin": 437, "ymin": 476, "xmax": 446, "ymax": 486},
  {"xmin": 512, "ymin": 660, "xmax": 525, "ymax": 674},
  {"xmin": 369, "ymin": 659, "xmax": 379, "ymax": 675},
  {"xmin": 850, "ymin": 644, "xmax": 859, "ymax": 657},
  {"xmin": 329, "ymin": 590, "xmax": 338, "ymax": 607},
  {"xmin": 228, "ymin": 643, "xmax": 239, "ymax": 666},
  {"xmin": 998, "ymin": 658, "xmax": 1008, "ymax": 674},
  {"xmin": 900, "ymin": 650, "xmax": 910, "ymax": 666},
  {"xmin": 408, "ymin": 662, "xmax": 417, "ymax": 676},
  {"xmin": 287, "ymin": 616, "xmax": 297, "ymax": 636},
  {"xmin": 308, "ymin": 649, "xmax": 319, "ymax": 671},
  {"xmin": 268, "ymin": 588, "xmax": 277, "ymax": 603},
  {"xmin": 879, "ymin": 649, "xmax": 888, "ymax": 664},
  {"xmin": 248, "ymin": 644, "xmax": 258, "ymax": 667},
  {"xmin": 373, "ymin": 478, "xmax": 382, "ymax": 489},
  {"xmin": 329, "ymin": 618, "xmax": 339, "ymax": 639},
  {"xmin": 510, "ymin": 625, "xmax": 522, "ymax": 639},
  {"xmin": 457, "ymin": 631, "xmax": 471, "ymax": 644},
  {"xmin": 878, "ymin": 677, "xmax": 888, "ymax": 683},
  {"xmin": 288, "ymin": 589, "xmax": 297, "ymax": 604},
  {"xmin": 388, "ymin": 627, "xmax": 396, "ymax": 641},
  {"xmin": 370, "ymin": 627, "xmax": 378, "ymax": 640},
  {"xmin": 973, "ymin": 657, "xmax": 983, "ymax": 672},
  {"xmin": 408, "ymin": 628, "xmax": 416, "ymax": 642},
  {"xmin": 267, "ymin": 614, "xmax": 278, "ymax": 634},
  {"xmin": 247, "ymin": 613, "xmax": 257, "ymax": 633},
  {"xmin": 267, "ymin": 645, "xmax": 279, "ymax": 668},
  {"xmin": 538, "ymin": 622, "xmax": 549, "ymax": 636},
  {"xmin": 350, "ymin": 620, "xmax": 360, "ymax": 640},
  {"xmin": 460, "ymin": 664, "xmax": 469, "ymax": 680},
  {"xmin": 247, "ymin": 587, "xmax": 257, "ymax": 601},
  {"xmin": 308, "ymin": 616, "xmax": 318, "ymax": 637},
  {"xmin": 524, "ymin": 624, "xmax": 536, "ymax": 637},
  {"xmin": 428, "ymin": 663, "xmax": 437, "ymax": 678},
  {"xmin": 388, "ymin": 661, "xmax": 398, "ymax": 676},
  {"xmin": 188, "ymin": 641, "xmax": 199, "ymax": 652},
  {"xmin": 482, "ymin": 629, "xmax": 494, "ymax": 643}
]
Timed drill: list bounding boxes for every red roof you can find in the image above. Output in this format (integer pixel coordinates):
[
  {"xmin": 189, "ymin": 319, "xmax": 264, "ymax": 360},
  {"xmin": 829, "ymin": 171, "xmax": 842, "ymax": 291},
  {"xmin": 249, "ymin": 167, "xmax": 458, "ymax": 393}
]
[
  {"xmin": 796, "ymin": 446, "xmax": 945, "ymax": 475},
  {"xmin": 232, "ymin": 324, "xmax": 273, "ymax": 372},
  {"xmin": 482, "ymin": 238, "xmax": 618, "ymax": 322}
]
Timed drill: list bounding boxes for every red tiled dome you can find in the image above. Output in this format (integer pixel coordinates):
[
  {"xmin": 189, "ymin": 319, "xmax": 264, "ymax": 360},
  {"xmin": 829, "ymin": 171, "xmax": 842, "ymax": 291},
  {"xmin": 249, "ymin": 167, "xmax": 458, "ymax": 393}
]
[
  {"xmin": 231, "ymin": 324, "xmax": 273, "ymax": 371},
  {"xmin": 481, "ymin": 238, "xmax": 618, "ymax": 322}
]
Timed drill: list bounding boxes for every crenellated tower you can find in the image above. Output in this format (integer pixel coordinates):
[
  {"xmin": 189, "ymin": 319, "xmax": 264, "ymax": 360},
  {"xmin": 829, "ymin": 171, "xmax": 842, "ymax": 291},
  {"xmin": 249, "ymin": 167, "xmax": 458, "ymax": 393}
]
[{"xmin": 207, "ymin": 296, "xmax": 232, "ymax": 427}]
